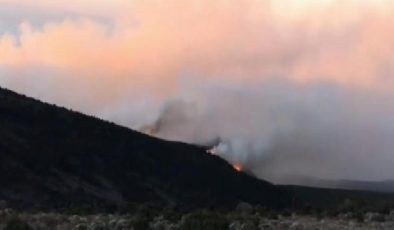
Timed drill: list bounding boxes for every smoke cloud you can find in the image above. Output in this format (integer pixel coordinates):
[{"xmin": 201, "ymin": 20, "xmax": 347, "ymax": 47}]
[{"xmin": 1, "ymin": 0, "xmax": 394, "ymax": 181}]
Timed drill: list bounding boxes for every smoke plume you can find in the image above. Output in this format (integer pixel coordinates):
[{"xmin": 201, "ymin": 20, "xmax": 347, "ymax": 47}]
[{"xmin": 1, "ymin": 0, "xmax": 394, "ymax": 181}]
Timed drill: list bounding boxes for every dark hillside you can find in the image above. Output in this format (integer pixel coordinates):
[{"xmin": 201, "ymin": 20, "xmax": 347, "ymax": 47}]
[{"xmin": 0, "ymin": 87, "xmax": 289, "ymax": 211}]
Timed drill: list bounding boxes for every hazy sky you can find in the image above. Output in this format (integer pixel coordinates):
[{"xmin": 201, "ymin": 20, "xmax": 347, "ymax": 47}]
[{"xmin": 1, "ymin": 0, "xmax": 394, "ymax": 181}]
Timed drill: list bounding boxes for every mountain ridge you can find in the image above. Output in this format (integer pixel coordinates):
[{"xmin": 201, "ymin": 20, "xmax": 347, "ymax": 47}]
[
  {"xmin": 0, "ymin": 87, "xmax": 289, "ymax": 211},
  {"xmin": 3, "ymin": 86, "xmax": 394, "ymax": 213}
]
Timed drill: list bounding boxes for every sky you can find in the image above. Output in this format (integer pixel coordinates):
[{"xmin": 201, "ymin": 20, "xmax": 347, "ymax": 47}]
[{"xmin": 1, "ymin": 0, "xmax": 394, "ymax": 181}]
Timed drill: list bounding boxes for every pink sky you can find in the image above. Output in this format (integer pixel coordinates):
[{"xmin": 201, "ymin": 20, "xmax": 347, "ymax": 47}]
[{"xmin": 1, "ymin": 0, "xmax": 394, "ymax": 180}]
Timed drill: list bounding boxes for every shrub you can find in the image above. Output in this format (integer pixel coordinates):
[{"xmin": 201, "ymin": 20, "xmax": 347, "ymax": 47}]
[
  {"xmin": 132, "ymin": 214, "xmax": 150, "ymax": 230},
  {"xmin": 4, "ymin": 217, "xmax": 32, "ymax": 230},
  {"xmin": 179, "ymin": 210, "xmax": 228, "ymax": 230},
  {"xmin": 354, "ymin": 212, "xmax": 364, "ymax": 223}
]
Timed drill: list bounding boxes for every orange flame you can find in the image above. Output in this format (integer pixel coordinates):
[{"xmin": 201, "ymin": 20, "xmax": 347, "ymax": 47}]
[{"xmin": 233, "ymin": 164, "xmax": 242, "ymax": 172}]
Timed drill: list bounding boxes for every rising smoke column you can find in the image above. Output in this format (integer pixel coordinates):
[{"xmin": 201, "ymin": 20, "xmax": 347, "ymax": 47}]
[{"xmin": 1, "ymin": 0, "xmax": 394, "ymax": 181}]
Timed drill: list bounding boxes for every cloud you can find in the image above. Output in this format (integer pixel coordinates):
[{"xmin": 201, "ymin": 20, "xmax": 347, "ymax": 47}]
[{"xmin": 1, "ymin": 0, "xmax": 394, "ymax": 181}]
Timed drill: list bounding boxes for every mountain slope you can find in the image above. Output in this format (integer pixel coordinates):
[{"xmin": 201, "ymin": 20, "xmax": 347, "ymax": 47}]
[
  {"xmin": 278, "ymin": 175, "xmax": 394, "ymax": 193},
  {"xmin": 0, "ymin": 87, "xmax": 289, "ymax": 211}
]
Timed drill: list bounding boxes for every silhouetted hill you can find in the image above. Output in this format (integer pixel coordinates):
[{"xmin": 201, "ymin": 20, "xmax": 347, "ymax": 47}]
[
  {"xmin": 278, "ymin": 174, "xmax": 394, "ymax": 193},
  {"xmin": 0, "ymin": 87, "xmax": 289, "ymax": 211},
  {"xmin": 3, "ymin": 87, "xmax": 394, "ymax": 214},
  {"xmin": 331, "ymin": 180, "xmax": 394, "ymax": 193}
]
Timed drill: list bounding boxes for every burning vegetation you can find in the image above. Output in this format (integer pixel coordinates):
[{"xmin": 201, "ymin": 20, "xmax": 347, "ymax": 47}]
[
  {"xmin": 206, "ymin": 143, "xmax": 242, "ymax": 172},
  {"xmin": 233, "ymin": 164, "xmax": 242, "ymax": 172}
]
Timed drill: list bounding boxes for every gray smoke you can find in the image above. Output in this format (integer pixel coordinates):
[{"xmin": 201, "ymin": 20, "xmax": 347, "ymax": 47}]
[
  {"xmin": 129, "ymin": 80, "xmax": 394, "ymax": 182},
  {"xmin": 2, "ymin": 0, "xmax": 394, "ymax": 183}
]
